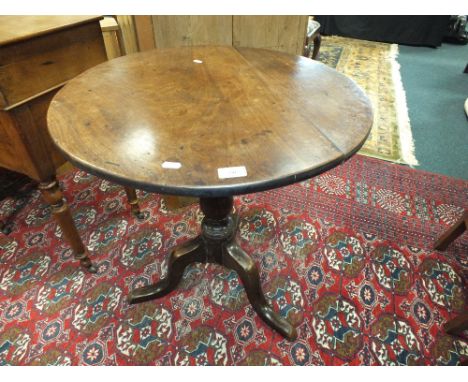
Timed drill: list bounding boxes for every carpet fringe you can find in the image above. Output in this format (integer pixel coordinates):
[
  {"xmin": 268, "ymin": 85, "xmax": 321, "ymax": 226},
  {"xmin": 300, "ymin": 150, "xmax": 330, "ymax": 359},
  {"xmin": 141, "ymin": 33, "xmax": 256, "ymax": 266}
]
[{"xmin": 389, "ymin": 44, "xmax": 419, "ymax": 166}]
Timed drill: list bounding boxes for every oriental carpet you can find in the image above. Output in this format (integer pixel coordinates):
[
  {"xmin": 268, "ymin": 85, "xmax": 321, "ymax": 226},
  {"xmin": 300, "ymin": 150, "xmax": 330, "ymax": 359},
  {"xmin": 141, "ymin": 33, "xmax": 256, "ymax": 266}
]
[
  {"xmin": 316, "ymin": 36, "xmax": 418, "ymax": 166},
  {"xmin": 0, "ymin": 155, "xmax": 466, "ymax": 365}
]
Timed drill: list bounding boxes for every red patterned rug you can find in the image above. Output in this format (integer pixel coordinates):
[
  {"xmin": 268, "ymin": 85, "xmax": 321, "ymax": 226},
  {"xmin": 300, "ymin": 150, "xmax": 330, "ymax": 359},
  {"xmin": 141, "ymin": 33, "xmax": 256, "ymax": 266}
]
[{"xmin": 0, "ymin": 155, "xmax": 467, "ymax": 365}]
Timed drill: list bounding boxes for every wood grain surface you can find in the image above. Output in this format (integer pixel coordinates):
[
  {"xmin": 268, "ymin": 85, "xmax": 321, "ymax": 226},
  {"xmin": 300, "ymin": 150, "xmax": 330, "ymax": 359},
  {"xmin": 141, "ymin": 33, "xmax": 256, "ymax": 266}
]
[
  {"xmin": 233, "ymin": 16, "xmax": 308, "ymax": 55},
  {"xmin": 152, "ymin": 16, "xmax": 233, "ymax": 49},
  {"xmin": 132, "ymin": 16, "xmax": 308, "ymax": 55},
  {"xmin": 47, "ymin": 46, "xmax": 373, "ymax": 197},
  {"xmin": 0, "ymin": 20, "xmax": 106, "ymax": 110},
  {"xmin": 0, "ymin": 16, "xmax": 102, "ymax": 47}
]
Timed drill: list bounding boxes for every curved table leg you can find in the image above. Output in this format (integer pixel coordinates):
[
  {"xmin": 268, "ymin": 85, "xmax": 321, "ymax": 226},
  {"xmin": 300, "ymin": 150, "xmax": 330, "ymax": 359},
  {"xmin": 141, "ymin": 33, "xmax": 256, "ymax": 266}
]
[
  {"xmin": 224, "ymin": 242, "xmax": 297, "ymax": 341},
  {"xmin": 128, "ymin": 235, "xmax": 205, "ymax": 304},
  {"xmin": 128, "ymin": 196, "xmax": 297, "ymax": 340}
]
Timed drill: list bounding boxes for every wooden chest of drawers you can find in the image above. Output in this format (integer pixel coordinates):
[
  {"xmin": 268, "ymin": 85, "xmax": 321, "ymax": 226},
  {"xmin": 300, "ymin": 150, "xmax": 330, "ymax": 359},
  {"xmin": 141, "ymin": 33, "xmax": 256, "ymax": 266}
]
[
  {"xmin": 0, "ymin": 16, "xmax": 107, "ymax": 179},
  {"xmin": 0, "ymin": 16, "xmax": 108, "ymax": 271}
]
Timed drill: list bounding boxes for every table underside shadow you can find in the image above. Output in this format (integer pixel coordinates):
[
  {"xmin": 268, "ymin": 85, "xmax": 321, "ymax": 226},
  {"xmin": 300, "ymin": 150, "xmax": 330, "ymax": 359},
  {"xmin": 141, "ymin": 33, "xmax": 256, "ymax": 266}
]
[{"xmin": 128, "ymin": 196, "xmax": 297, "ymax": 341}]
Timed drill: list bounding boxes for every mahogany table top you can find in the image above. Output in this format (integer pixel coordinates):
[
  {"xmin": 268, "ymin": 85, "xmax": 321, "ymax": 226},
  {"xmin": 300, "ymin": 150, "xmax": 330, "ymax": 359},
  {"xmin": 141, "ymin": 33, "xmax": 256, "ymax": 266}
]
[{"xmin": 47, "ymin": 46, "xmax": 373, "ymax": 197}]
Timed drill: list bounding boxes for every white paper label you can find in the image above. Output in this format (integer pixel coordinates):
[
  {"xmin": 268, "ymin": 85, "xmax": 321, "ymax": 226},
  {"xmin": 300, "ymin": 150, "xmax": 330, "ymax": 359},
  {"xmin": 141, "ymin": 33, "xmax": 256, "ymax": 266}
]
[
  {"xmin": 217, "ymin": 166, "xmax": 247, "ymax": 179},
  {"xmin": 193, "ymin": 59, "xmax": 203, "ymax": 64},
  {"xmin": 162, "ymin": 161, "xmax": 182, "ymax": 169}
]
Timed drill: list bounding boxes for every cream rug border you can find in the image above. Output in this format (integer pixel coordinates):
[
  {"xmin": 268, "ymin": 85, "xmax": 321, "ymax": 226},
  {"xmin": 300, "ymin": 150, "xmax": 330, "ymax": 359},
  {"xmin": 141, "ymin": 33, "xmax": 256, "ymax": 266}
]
[
  {"xmin": 389, "ymin": 44, "xmax": 419, "ymax": 166},
  {"xmin": 321, "ymin": 35, "xmax": 419, "ymax": 166}
]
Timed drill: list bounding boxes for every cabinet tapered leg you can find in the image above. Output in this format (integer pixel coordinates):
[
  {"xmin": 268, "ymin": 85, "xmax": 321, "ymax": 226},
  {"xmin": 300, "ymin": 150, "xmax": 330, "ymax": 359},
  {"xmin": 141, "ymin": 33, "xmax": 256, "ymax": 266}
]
[
  {"xmin": 39, "ymin": 179, "xmax": 96, "ymax": 273},
  {"xmin": 124, "ymin": 186, "xmax": 144, "ymax": 219},
  {"xmin": 312, "ymin": 34, "xmax": 321, "ymax": 60},
  {"xmin": 128, "ymin": 236, "xmax": 205, "ymax": 304}
]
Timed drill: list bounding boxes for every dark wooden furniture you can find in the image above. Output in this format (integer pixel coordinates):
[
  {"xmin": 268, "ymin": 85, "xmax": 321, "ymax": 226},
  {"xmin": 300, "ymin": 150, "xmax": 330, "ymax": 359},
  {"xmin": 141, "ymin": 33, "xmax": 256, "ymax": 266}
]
[
  {"xmin": 0, "ymin": 16, "xmax": 142, "ymax": 272},
  {"xmin": 434, "ymin": 210, "xmax": 467, "ymax": 251},
  {"xmin": 444, "ymin": 312, "xmax": 468, "ymax": 337},
  {"xmin": 303, "ymin": 18, "xmax": 321, "ymax": 60},
  {"xmin": 47, "ymin": 46, "xmax": 373, "ymax": 340},
  {"xmin": 434, "ymin": 210, "xmax": 468, "ymax": 365}
]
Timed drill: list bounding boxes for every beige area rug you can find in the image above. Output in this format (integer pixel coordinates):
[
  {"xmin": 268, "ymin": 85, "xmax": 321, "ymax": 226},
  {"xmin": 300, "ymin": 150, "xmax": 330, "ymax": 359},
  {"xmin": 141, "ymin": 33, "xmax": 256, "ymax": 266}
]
[{"xmin": 315, "ymin": 35, "xmax": 418, "ymax": 165}]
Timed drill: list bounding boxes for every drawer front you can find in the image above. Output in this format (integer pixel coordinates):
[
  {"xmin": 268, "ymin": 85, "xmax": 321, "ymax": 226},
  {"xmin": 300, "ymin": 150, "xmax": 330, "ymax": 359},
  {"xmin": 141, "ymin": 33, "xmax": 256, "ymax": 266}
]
[{"xmin": 0, "ymin": 21, "xmax": 107, "ymax": 109}]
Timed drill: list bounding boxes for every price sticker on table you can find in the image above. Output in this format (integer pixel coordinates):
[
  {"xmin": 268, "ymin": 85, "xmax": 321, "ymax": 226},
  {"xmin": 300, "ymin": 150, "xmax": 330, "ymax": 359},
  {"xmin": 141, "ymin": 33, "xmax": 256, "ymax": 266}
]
[
  {"xmin": 162, "ymin": 161, "xmax": 182, "ymax": 169},
  {"xmin": 217, "ymin": 166, "xmax": 247, "ymax": 179}
]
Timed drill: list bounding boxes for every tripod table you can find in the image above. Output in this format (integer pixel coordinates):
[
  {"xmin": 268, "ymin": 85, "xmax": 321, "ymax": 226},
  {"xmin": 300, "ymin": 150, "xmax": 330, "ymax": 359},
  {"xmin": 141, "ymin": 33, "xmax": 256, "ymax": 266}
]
[{"xmin": 47, "ymin": 46, "xmax": 373, "ymax": 340}]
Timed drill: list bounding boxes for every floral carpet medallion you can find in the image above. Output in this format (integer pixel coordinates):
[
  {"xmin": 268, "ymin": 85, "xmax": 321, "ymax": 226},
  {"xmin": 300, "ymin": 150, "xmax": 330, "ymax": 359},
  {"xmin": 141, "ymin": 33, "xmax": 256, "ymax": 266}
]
[
  {"xmin": 0, "ymin": 155, "xmax": 466, "ymax": 365},
  {"xmin": 116, "ymin": 303, "xmax": 173, "ymax": 364}
]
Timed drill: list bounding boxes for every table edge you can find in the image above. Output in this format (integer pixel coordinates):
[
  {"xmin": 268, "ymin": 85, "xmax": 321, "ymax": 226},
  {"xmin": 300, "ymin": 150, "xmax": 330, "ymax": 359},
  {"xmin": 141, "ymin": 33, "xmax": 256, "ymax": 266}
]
[{"xmin": 52, "ymin": 126, "xmax": 371, "ymax": 198}]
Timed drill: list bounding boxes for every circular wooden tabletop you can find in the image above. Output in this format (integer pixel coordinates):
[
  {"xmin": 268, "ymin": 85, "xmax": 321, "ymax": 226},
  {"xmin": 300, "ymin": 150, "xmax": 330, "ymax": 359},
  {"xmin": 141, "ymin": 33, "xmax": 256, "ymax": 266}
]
[{"xmin": 47, "ymin": 46, "xmax": 373, "ymax": 197}]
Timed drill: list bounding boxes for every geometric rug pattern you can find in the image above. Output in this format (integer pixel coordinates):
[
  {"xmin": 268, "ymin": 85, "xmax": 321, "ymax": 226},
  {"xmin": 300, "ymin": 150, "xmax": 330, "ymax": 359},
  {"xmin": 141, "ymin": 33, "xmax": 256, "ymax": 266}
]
[{"xmin": 0, "ymin": 155, "xmax": 466, "ymax": 365}]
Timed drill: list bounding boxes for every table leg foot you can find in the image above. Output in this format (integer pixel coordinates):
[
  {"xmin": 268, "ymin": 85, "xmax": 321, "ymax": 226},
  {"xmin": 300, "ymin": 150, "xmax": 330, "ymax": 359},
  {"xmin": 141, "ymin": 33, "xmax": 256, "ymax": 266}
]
[
  {"xmin": 76, "ymin": 253, "xmax": 97, "ymax": 273},
  {"xmin": 443, "ymin": 312, "xmax": 468, "ymax": 337},
  {"xmin": 39, "ymin": 179, "xmax": 95, "ymax": 273},
  {"xmin": 128, "ymin": 236, "xmax": 205, "ymax": 304},
  {"xmin": 224, "ymin": 242, "xmax": 297, "ymax": 341},
  {"xmin": 124, "ymin": 187, "xmax": 144, "ymax": 219},
  {"xmin": 0, "ymin": 221, "xmax": 12, "ymax": 235}
]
